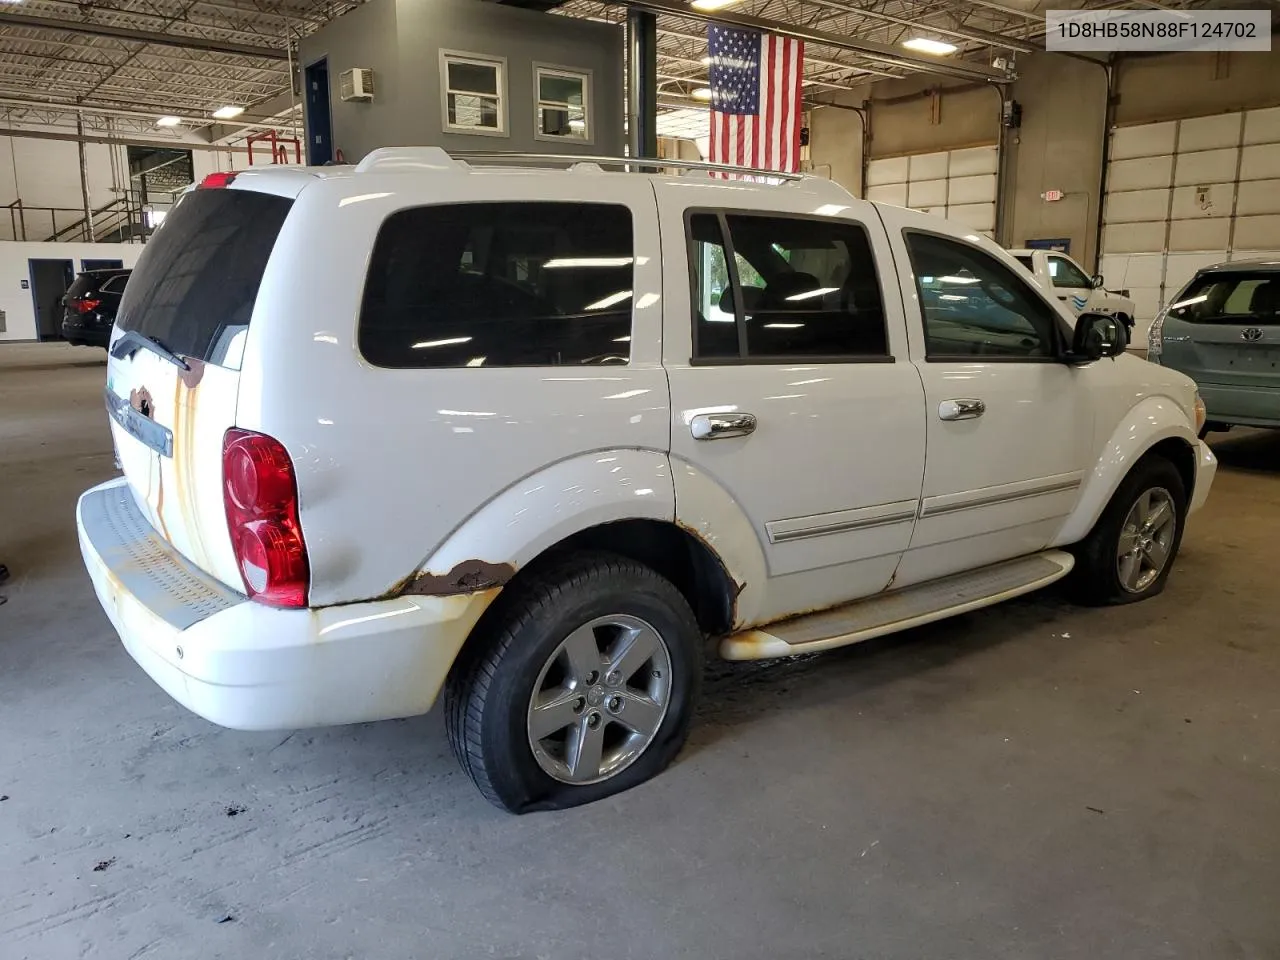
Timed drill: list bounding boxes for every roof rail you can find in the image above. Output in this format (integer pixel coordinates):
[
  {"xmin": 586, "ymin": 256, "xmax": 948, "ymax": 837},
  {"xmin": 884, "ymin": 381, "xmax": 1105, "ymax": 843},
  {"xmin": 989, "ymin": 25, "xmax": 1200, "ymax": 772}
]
[
  {"xmin": 450, "ymin": 151, "xmax": 807, "ymax": 182},
  {"xmin": 350, "ymin": 147, "xmax": 855, "ymax": 203}
]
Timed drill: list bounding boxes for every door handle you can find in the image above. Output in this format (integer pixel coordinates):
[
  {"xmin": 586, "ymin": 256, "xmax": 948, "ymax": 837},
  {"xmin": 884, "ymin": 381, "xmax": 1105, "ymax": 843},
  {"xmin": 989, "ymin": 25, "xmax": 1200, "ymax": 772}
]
[
  {"xmin": 938, "ymin": 398, "xmax": 985, "ymax": 421},
  {"xmin": 690, "ymin": 412, "xmax": 757, "ymax": 440}
]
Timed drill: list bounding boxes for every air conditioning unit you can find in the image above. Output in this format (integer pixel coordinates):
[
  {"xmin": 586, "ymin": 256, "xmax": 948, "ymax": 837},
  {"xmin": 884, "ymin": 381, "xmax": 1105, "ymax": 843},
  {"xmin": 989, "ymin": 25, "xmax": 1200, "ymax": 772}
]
[{"xmin": 339, "ymin": 68, "xmax": 374, "ymax": 102}]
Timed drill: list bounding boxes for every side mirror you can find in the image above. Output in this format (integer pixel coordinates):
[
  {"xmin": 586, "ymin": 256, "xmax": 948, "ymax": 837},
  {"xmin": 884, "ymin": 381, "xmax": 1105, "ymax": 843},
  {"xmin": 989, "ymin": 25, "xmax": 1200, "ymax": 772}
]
[
  {"xmin": 1091, "ymin": 273, "xmax": 1105, "ymax": 289},
  {"xmin": 1070, "ymin": 311, "xmax": 1128, "ymax": 362}
]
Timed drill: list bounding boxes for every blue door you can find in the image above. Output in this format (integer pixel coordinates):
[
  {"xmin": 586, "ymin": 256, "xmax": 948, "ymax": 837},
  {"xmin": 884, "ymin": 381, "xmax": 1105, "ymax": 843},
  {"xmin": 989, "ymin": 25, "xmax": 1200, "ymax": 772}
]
[{"xmin": 305, "ymin": 59, "xmax": 334, "ymax": 166}]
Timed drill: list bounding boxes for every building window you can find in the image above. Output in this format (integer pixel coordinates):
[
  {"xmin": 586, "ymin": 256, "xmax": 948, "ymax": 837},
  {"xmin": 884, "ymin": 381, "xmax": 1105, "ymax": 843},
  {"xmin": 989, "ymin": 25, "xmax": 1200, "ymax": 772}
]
[
  {"xmin": 440, "ymin": 52, "xmax": 507, "ymax": 136},
  {"xmin": 535, "ymin": 66, "xmax": 590, "ymax": 142}
]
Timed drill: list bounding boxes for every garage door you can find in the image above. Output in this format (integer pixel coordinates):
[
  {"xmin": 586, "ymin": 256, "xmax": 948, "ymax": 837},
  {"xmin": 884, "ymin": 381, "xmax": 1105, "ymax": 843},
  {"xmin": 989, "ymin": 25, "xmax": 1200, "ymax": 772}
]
[
  {"xmin": 864, "ymin": 145, "xmax": 998, "ymax": 238},
  {"xmin": 1100, "ymin": 106, "xmax": 1280, "ymax": 338}
]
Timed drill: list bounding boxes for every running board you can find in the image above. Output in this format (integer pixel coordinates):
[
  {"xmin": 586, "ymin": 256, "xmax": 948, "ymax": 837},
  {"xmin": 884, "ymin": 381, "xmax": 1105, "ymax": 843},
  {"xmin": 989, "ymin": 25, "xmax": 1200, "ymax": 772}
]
[{"xmin": 720, "ymin": 550, "xmax": 1075, "ymax": 661}]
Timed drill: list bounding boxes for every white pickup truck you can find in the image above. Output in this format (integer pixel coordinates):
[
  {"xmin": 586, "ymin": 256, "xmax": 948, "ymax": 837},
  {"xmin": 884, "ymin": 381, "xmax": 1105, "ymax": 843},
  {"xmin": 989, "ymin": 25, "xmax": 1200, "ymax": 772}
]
[
  {"xmin": 77, "ymin": 150, "xmax": 1215, "ymax": 812},
  {"xmin": 1010, "ymin": 248, "xmax": 1136, "ymax": 331}
]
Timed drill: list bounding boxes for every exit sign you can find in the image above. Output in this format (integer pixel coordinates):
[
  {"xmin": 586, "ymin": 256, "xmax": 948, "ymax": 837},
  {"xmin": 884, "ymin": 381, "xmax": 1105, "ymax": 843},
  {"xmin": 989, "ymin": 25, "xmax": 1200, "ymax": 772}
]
[{"xmin": 1042, "ymin": 189, "xmax": 1064, "ymax": 202}]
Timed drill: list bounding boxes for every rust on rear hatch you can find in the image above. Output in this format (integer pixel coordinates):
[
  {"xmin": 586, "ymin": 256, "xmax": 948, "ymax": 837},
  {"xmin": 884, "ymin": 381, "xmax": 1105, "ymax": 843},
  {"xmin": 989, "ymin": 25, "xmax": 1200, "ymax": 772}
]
[{"xmin": 401, "ymin": 560, "xmax": 516, "ymax": 597}]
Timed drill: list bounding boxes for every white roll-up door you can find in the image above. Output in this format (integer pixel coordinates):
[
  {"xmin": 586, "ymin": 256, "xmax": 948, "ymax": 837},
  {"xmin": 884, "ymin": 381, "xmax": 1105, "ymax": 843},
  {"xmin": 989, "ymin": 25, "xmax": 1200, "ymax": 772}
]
[
  {"xmin": 865, "ymin": 145, "xmax": 998, "ymax": 239},
  {"xmin": 1101, "ymin": 106, "xmax": 1280, "ymax": 338}
]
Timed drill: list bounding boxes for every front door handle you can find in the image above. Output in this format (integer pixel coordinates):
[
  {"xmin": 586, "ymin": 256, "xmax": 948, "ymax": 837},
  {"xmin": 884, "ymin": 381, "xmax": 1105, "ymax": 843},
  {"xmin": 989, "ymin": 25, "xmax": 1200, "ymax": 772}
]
[
  {"xmin": 691, "ymin": 412, "xmax": 757, "ymax": 440},
  {"xmin": 938, "ymin": 398, "xmax": 985, "ymax": 421}
]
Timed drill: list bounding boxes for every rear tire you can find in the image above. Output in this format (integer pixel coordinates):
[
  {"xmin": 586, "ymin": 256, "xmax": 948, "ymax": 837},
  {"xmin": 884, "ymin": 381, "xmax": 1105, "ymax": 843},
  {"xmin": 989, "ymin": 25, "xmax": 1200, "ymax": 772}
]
[
  {"xmin": 1070, "ymin": 455, "xmax": 1187, "ymax": 606},
  {"xmin": 444, "ymin": 551, "xmax": 702, "ymax": 813}
]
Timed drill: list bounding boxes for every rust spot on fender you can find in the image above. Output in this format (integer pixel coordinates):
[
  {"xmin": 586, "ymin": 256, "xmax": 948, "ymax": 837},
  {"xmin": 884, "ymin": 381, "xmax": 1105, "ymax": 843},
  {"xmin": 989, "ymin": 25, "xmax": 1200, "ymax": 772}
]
[{"xmin": 401, "ymin": 560, "xmax": 516, "ymax": 597}]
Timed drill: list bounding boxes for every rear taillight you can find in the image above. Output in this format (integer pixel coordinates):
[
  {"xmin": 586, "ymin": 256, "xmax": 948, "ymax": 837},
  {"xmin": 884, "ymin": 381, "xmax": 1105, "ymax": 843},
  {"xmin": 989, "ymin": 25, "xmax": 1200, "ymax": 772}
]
[
  {"xmin": 222, "ymin": 428, "xmax": 309, "ymax": 607},
  {"xmin": 1147, "ymin": 309, "xmax": 1167, "ymax": 361},
  {"xmin": 71, "ymin": 297, "xmax": 101, "ymax": 315}
]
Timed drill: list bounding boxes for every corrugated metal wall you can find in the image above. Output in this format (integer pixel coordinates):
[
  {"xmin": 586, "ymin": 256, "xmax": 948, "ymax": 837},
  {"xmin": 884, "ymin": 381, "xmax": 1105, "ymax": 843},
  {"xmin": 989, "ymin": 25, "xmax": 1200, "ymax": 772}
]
[{"xmin": 1100, "ymin": 106, "xmax": 1280, "ymax": 338}]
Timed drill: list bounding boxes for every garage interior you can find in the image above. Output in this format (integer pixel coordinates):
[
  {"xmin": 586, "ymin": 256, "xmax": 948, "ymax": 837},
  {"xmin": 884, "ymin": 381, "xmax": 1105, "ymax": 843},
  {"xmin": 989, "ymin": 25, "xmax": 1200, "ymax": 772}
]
[{"xmin": 2, "ymin": 0, "xmax": 1279, "ymax": 956}]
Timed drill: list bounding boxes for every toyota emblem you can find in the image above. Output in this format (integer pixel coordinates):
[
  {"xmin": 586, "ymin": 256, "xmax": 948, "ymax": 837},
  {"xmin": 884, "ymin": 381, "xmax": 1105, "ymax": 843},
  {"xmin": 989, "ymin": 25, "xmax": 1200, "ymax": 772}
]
[{"xmin": 1241, "ymin": 327, "xmax": 1264, "ymax": 342}]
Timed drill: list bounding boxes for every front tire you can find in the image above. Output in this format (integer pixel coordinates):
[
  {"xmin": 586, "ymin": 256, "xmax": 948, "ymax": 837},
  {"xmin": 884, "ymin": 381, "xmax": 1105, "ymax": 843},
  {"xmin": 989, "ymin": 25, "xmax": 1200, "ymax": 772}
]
[
  {"xmin": 1070, "ymin": 455, "xmax": 1187, "ymax": 605},
  {"xmin": 444, "ymin": 552, "xmax": 702, "ymax": 813}
]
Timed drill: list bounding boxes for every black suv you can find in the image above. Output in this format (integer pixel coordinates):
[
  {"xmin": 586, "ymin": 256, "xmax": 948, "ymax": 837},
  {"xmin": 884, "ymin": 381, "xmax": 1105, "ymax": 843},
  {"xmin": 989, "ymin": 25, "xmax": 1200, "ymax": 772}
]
[{"xmin": 61, "ymin": 268, "xmax": 131, "ymax": 348}]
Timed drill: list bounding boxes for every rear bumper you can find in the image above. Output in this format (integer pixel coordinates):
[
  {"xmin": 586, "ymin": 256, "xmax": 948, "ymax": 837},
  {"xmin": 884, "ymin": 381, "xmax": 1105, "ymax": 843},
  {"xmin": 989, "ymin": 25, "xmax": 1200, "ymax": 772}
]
[
  {"xmin": 60, "ymin": 316, "xmax": 111, "ymax": 347},
  {"xmin": 76, "ymin": 478, "xmax": 496, "ymax": 731},
  {"xmin": 1190, "ymin": 439, "xmax": 1216, "ymax": 516},
  {"xmin": 1198, "ymin": 382, "xmax": 1280, "ymax": 428}
]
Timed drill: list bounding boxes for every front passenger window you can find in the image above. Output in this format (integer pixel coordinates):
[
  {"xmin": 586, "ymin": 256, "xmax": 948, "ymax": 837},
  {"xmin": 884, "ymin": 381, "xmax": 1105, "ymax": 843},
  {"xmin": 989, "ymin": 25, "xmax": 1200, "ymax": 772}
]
[{"xmin": 906, "ymin": 232, "xmax": 1062, "ymax": 360}]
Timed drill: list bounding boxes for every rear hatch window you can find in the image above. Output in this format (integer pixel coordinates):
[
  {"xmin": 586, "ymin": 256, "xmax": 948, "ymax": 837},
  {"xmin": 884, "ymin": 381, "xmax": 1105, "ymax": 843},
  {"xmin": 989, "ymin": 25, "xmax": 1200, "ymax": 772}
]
[
  {"xmin": 1162, "ymin": 270, "xmax": 1280, "ymax": 389},
  {"xmin": 1169, "ymin": 273, "xmax": 1280, "ymax": 324},
  {"xmin": 116, "ymin": 187, "xmax": 292, "ymax": 369}
]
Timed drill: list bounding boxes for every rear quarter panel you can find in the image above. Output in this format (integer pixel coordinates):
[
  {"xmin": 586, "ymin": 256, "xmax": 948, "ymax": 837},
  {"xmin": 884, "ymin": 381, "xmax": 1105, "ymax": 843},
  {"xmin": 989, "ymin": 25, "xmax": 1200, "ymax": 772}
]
[{"xmin": 235, "ymin": 172, "xmax": 670, "ymax": 606}]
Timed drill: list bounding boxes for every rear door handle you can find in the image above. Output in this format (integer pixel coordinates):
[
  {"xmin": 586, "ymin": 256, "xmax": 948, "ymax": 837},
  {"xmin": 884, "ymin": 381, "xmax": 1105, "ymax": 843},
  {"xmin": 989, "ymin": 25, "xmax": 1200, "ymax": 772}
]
[
  {"xmin": 938, "ymin": 398, "xmax": 985, "ymax": 421},
  {"xmin": 691, "ymin": 412, "xmax": 757, "ymax": 440}
]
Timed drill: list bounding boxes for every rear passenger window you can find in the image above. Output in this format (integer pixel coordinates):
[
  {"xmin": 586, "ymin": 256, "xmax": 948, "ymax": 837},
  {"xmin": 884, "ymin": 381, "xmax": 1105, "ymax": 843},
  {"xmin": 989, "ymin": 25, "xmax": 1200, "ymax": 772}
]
[
  {"xmin": 689, "ymin": 212, "xmax": 889, "ymax": 362},
  {"xmin": 359, "ymin": 202, "xmax": 634, "ymax": 368}
]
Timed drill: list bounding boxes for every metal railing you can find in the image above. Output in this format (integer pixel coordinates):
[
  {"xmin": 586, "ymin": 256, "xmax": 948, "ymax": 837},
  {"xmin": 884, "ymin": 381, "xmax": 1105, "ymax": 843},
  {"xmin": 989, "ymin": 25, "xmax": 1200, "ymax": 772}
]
[{"xmin": 3, "ymin": 192, "xmax": 149, "ymax": 243}]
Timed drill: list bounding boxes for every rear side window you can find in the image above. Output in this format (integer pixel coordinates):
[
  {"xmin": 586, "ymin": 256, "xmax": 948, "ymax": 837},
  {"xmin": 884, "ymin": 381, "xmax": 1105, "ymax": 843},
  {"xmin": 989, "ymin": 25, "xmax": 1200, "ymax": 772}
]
[
  {"xmin": 116, "ymin": 188, "xmax": 292, "ymax": 368},
  {"xmin": 66, "ymin": 275, "xmax": 100, "ymax": 298},
  {"xmin": 1169, "ymin": 273, "xmax": 1280, "ymax": 324},
  {"xmin": 359, "ymin": 202, "xmax": 633, "ymax": 368},
  {"xmin": 1013, "ymin": 255, "xmax": 1034, "ymax": 272},
  {"xmin": 688, "ymin": 212, "xmax": 889, "ymax": 362}
]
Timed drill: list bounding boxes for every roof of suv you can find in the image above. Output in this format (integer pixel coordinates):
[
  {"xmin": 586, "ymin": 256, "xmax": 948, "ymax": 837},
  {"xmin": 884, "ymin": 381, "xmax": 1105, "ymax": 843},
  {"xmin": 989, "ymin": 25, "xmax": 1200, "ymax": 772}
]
[
  {"xmin": 1198, "ymin": 259, "xmax": 1280, "ymax": 274},
  {"xmin": 221, "ymin": 146, "xmax": 856, "ymax": 207}
]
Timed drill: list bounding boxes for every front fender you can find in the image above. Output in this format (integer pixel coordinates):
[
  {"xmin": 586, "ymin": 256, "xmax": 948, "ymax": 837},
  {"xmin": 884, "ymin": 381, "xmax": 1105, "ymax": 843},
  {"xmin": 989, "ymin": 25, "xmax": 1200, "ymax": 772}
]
[
  {"xmin": 1053, "ymin": 395, "xmax": 1197, "ymax": 546},
  {"xmin": 403, "ymin": 449, "xmax": 675, "ymax": 595}
]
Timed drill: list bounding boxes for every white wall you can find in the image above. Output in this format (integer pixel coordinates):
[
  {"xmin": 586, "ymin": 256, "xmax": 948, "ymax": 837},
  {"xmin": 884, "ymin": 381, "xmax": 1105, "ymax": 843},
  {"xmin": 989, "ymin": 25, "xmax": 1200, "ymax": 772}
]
[
  {"xmin": 1, "ymin": 124, "xmax": 238, "ymax": 241},
  {"xmin": 0, "ymin": 241, "xmax": 144, "ymax": 342}
]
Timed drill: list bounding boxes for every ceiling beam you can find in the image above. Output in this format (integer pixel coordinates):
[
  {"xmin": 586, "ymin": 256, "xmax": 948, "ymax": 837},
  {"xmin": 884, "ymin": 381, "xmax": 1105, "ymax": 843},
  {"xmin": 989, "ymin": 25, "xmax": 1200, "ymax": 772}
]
[
  {"xmin": 618, "ymin": 0, "xmax": 1012, "ymax": 82},
  {"xmin": 0, "ymin": 12, "xmax": 288, "ymax": 61},
  {"xmin": 797, "ymin": 0, "xmax": 1038, "ymax": 53}
]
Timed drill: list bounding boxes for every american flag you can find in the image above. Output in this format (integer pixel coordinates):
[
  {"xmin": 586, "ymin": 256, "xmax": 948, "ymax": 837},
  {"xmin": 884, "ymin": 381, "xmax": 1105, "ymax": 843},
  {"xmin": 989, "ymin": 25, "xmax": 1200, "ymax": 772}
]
[{"xmin": 708, "ymin": 24, "xmax": 804, "ymax": 173}]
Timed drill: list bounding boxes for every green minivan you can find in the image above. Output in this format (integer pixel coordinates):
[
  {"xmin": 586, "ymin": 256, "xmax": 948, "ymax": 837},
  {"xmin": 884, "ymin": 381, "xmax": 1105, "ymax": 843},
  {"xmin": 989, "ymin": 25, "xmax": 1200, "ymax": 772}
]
[{"xmin": 1149, "ymin": 260, "xmax": 1280, "ymax": 434}]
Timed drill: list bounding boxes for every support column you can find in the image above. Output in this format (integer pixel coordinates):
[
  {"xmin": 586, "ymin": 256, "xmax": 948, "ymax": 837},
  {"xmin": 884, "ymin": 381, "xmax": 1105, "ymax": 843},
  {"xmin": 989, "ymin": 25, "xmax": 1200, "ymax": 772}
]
[
  {"xmin": 627, "ymin": 9, "xmax": 658, "ymax": 160},
  {"xmin": 76, "ymin": 112, "xmax": 95, "ymax": 242}
]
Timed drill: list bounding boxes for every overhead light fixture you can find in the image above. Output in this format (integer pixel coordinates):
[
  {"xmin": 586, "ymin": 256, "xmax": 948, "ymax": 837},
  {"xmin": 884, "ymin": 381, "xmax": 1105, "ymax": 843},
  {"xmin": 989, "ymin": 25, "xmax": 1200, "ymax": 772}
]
[
  {"xmin": 691, "ymin": 0, "xmax": 741, "ymax": 10},
  {"xmin": 211, "ymin": 105, "xmax": 244, "ymax": 120},
  {"xmin": 902, "ymin": 37, "xmax": 958, "ymax": 56},
  {"xmin": 412, "ymin": 336, "xmax": 472, "ymax": 349},
  {"xmin": 155, "ymin": 116, "xmax": 182, "ymax": 128},
  {"xmin": 585, "ymin": 290, "xmax": 633, "ymax": 311},
  {"xmin": 691, "ymin": 87, "xmax": 713, "ymax": 101},
  {"xmin": 785, "ymin": 287, "xmax": 838, "ymax": 302}
]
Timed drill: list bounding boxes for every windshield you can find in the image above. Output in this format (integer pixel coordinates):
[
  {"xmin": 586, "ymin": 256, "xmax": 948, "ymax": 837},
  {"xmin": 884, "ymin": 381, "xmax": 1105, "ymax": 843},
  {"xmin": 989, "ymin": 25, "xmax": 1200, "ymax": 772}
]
[
  {"xmin": 1168, "ymin": 272, "xmax": 1280, "ymax": 324},
  {"xmin": 115, "ymin": 187, "xmax": 293, "ymax": 368}
]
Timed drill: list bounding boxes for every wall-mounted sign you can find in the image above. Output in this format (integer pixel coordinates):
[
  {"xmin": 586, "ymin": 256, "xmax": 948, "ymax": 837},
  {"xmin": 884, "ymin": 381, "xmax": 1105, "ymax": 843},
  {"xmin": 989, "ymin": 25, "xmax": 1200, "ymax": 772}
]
[{"xmin": 1041, "ymin": 189, "xmax": 1064, "ymax": 202}]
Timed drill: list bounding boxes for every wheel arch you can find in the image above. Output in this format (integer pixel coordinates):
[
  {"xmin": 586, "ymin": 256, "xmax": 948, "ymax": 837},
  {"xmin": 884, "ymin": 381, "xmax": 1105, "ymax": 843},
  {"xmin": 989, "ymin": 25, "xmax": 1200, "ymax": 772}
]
[{"xmin": 1054, "ymin": 396, "xmax": 1198, "ymax": 546}]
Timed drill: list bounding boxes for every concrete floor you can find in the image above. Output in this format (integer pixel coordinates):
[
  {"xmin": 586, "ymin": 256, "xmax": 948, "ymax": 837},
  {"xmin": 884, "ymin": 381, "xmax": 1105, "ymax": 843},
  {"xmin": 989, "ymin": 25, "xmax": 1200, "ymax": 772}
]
[{"xmin": 2, "ymin": 341, "xmax": 1278, "ymax": 960}]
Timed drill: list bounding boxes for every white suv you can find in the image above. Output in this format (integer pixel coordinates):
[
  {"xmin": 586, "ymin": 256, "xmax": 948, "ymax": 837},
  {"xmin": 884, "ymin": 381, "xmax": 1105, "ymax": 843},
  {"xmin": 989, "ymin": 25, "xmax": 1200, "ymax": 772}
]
[{"xmin": 77, "ymin": 148, "xmax": 1216, "ymax": 812}]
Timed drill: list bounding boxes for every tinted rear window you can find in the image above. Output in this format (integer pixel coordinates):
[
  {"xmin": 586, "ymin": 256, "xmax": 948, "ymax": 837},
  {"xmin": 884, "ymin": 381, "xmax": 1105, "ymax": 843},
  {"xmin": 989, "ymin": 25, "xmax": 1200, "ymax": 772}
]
[
  {"xmin": 359, "ymin": 202, "xmax": 634, "ymax": 368},
  {"xmin": 1169, "ymin": 272, "xmax": 1280, "ymax": 324},
  {"xmin": 116, "ymin": 188, "xmax": 292, "ymax": 366},
  {"xmin": 1014, "ymin": 255, "xmax": 1034, "ymax": 271}
]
